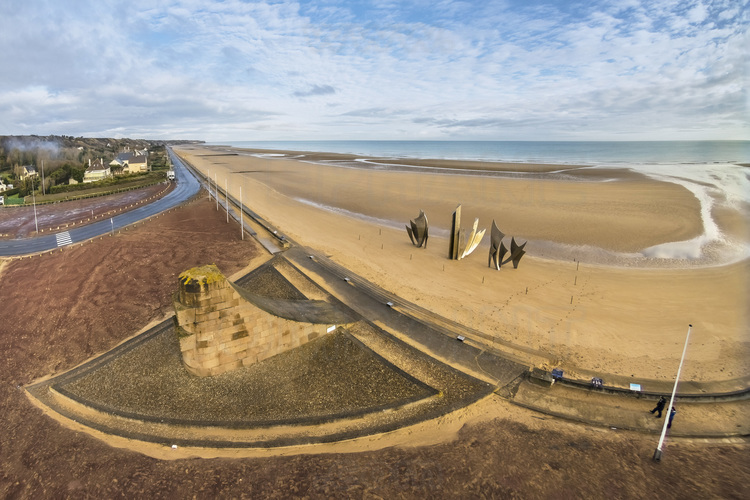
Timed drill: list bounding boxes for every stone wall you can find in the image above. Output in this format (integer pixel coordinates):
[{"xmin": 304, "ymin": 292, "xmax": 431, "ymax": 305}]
[{"xmin": 174, "ymin": 265, "xmax": 336, "ymax": 377}]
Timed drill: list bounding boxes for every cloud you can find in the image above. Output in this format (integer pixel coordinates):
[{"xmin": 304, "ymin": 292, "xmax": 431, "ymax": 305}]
[
  {"xmin": 0, "ymin": 0, "xmax": 746, "ymax": 140},
  {"xmin": 293, "ymin": 84, "xmax": 337, "ymax": 97}
]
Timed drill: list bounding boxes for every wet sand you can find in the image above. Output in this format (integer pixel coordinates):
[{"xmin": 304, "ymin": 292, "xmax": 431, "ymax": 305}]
[{"xmin": 175, "ymin": 145, "xmax": 749, "ymax": 384}]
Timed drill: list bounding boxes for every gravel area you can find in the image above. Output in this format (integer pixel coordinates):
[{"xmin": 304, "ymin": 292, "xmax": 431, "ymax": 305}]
[
  {"xmin": 60, "ymin": 327, "xmax": 434, "ymax": 425},
  {"xmin": 235, "ymin": 263, "xmax": 307, "ymax": 300}
]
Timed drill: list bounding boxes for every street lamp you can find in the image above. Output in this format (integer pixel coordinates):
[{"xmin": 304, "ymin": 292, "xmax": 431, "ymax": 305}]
[{"xmin": 31, "ymin": 175, "xmax": 39, "ymax": 234}]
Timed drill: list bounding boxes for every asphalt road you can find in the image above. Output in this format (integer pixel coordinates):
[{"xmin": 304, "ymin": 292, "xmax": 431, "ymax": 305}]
[{"xmin": 0, "ymin": 148, "xmax": 201, "ymax": 257}]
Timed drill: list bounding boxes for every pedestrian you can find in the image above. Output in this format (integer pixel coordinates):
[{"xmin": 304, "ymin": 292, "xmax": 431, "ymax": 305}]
[
  {"xmin": 650, "ymin": 396, "xmax": 667, "ymax": 418},
  {"xmin": 667, "ymin": 406, "xmax": 677, "ymax": 429}
]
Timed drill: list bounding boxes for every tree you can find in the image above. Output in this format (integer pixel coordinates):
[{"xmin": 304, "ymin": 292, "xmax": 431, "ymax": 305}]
[{"xmin": 71, "ymin": 165, "xmax": 85, "ymax": 183}]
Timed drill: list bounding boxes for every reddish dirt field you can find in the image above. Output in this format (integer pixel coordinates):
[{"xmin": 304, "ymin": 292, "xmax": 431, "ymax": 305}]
[
  {"xmin": 0, "ymin": 182, "xmax": 174, "ymax": 238},
  {"xmin": 0, "ymin": 196, "xmax": 747, "ymax": 498}
]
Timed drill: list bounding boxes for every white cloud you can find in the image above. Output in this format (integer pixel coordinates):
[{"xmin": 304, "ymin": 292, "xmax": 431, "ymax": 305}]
[{"xmin": 0, "ymin": 0, "xmax": 746, "ymax": 140}]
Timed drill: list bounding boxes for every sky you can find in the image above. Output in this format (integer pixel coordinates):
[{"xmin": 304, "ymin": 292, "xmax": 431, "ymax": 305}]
[{"xmin": 0, "ymin": 0, "xmax": 747, "ymax": 141}]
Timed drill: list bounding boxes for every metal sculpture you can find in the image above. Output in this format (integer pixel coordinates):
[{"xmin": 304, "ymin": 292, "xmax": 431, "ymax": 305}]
[
  {"xmin": 406, "ymin": 209, "xmax": 429, "ymax": 248},
  {"xmin": 449, "ymin": 205, "xmax": 485, "ymax": 260},
  {"xmin": 509, "ymin": 237, "xmax": 527, "ymax": 269},
  {"xmin": 460, "ymin": 218, "xmax": 486, "ymax": 259},
  {"xmin": 449, "ymin": 205, "xmax": 461, "ymax": 259},
  {"xmin": 488, "ymin": 220, "xmax": 506, "ymax": 270},
  {"xmin": 488, "ymin": 220, "xmax": 527, "ymax": 269}
]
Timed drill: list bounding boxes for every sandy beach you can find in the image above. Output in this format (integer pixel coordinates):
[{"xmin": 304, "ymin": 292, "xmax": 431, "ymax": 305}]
[{"xmin": 174, "ymin": 145, "xmax": 749, "ymax": 384}]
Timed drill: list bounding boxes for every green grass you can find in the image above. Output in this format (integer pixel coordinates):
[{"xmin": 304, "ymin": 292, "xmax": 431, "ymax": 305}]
[{"xmin": 3, "ymin": 194, "xmax": 24, "ymax": 205}]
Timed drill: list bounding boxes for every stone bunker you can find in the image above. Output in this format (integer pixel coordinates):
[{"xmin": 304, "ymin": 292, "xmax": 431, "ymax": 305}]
[{"xmin": 174, "ymin": 263, "xmax": 352, "ymax": 376}]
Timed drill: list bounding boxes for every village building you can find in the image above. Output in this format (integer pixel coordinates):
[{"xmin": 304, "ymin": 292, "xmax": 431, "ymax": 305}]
[
  {"xmin": 109, "ymin": 149, "xmax": 149, "ymax": 174},
  {"xmin": 22, "ymin": 165, "xmax": 38, "ymax": 179},
  {"xmin": 83, "ymin": 158, "xmax": 111, "ymax": 183},
  {"xmin": 124, "ymin": 154, "xmax": 149, "ymax": 174}
]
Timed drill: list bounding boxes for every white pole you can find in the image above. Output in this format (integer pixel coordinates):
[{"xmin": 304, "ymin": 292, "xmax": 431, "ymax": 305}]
[
  {"xmin": 240, "ymin": 186, "xmax": 244, "ymax": 240},
  {"xmin": 653, "ymin": 324, "xmax": 693, "ymax": 461},
  {"xmin": 31, "ymin": 176, "xmax": 39, "ymax": 234},
  {"xmin": 111, "ymin": 217, "xmax": 114, "ymax": 235},
  {"xmin": 215, "ymin": 173, "xmax": 218, "ymax": 210}
]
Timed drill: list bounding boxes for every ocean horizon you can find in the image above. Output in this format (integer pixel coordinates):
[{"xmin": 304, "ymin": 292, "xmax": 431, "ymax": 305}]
[{"xmin": 217, "ymin": 140, "xmax": 750, "ymax": 166}]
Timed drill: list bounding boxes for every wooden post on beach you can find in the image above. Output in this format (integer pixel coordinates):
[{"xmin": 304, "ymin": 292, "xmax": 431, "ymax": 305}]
[{"xmin": 574, "ymin": 276, "xmax": 577, "ymax": 285}]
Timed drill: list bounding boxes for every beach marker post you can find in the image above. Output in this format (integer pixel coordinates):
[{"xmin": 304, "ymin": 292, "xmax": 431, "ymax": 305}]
[{"xmin": 653, "ymin": 324, "xmax": 693, "ymax": 462}]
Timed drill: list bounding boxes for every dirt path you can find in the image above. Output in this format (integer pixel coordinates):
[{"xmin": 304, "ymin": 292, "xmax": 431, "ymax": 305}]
[{"xmin": 0, "ymin": 196, "xmax": 747, "ymax": 498}]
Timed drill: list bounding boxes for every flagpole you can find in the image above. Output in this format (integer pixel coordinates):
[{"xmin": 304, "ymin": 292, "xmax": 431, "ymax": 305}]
[{"xmin": 653, "ymin": 324, "xmax": 692, "ymax": 461}]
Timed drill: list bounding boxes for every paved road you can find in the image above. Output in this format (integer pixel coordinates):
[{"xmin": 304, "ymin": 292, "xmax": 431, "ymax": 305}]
[{"xmin": 0, "ymin": 148, "xmax": 201, "ymax": 257}]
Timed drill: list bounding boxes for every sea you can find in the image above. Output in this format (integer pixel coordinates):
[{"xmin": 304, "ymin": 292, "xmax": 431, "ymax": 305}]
[
  {"xmin": 219, "ymin": 140, "xmax": 749, "ymax": 166},
  {"xmin": 216, "ymin": 140, "xmax": 750, "ymax": 266}
]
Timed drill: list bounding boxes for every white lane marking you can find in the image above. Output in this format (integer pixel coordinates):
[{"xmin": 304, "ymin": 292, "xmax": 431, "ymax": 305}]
[{"xmin": 56, "ymin": 231, "xmax": 73, "ymax": 247}]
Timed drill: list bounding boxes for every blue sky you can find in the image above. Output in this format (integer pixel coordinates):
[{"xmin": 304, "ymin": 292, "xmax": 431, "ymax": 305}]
[{"xmin": 0, "ymin": 0, "xmax": 746, "ymax": 141}]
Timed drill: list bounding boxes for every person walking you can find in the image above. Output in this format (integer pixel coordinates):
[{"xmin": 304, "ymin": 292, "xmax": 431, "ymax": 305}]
[
  {"xmin": 667, "ymin": 406, "xmax": 677, "ymax": 429},
  {"xmin": 650, "ymin": 396, "xmax": 667, "ymax": 418}
]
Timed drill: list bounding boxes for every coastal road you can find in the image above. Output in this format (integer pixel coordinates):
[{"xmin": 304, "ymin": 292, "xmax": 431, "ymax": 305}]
[{"xmin": 0, "ymin": 148, "xmax": 201, "ymax": 257}]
